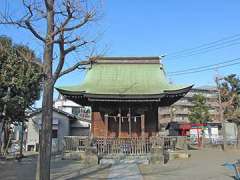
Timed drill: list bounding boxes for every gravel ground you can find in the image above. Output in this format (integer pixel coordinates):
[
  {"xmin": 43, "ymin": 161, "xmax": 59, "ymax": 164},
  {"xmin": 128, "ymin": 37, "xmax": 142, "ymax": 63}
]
[
  {"xmin": 0, "ymin": 155, "xmax": 110, "ymax": 180},
  {"xmin": 0, "ymin": 155, "xmax": 37, "ymax": 180},
  {"xmin": 51, "ymin": 159, "xmax": 110, "ymax": 180},
  {"xmin": 139, "ymin": 149, "xmax": 240, "ymax": 180},
  {"xmin": 1, "ymin": 149, "xmax": 240, "ymax": 180}
]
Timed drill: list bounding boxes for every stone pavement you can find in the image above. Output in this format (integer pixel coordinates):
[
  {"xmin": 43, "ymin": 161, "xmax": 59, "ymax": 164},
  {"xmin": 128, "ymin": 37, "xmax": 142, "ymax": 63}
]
[{"xmin": 108, "ymin": 163, "xmax": 143, "ymax": 180}]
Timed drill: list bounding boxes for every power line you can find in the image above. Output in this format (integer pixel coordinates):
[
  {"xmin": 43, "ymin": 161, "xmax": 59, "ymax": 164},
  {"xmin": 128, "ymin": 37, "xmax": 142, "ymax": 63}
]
[
  {"xmin": 166, "ymin": 33, "xmax": 240, "ymax": 59},
  {"xmin": 167, "ymin": 33, "xmax": 240, "ymax": 56},
  {"xmin": 168, "ymin": 57, "xmax": 240, "ymax": 74},
  {"xmin": 167, "ymin": 41, "xmax": 240, "ymax": 60},
  {"xmin": 168, "ymin": 59, "xmax": 240, "ymax": 76}
]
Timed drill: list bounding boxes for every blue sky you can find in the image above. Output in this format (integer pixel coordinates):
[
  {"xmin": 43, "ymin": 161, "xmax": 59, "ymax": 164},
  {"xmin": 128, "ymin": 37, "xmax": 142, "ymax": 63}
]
[{"xmin": 1, "ymin": 0, "xmax": 240, "ymax": 106}]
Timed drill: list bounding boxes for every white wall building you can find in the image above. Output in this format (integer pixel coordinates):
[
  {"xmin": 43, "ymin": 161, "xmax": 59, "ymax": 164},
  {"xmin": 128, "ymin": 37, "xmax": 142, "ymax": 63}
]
[
  {"xmin": 26, "ymin": 96, "xmax": 93, "ymax": 152},
  {"xmin": 26, "ymin": 109, "xmax": 74, "ymax": 152},
  {"xmin": 54, "ymin": 95, "xmax": 91, "ymax": 123}
]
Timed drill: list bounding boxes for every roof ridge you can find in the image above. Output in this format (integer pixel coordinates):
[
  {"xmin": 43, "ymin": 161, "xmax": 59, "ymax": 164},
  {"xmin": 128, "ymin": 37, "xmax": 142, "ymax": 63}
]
[
  {"xmin": 94, "ymin": 56, "xmax": 161, "ymax": 64},
  {"xmin": 97, "ymin": 56, "xmax": 160, "ymax": 60}
]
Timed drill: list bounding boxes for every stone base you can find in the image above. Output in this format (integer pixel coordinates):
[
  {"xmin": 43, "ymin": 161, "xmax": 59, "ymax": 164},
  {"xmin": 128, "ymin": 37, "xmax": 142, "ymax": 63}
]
[
  {"xmin": 84, "ymin": 147, "xmax": 98, "ymax": 165},
  {"xmin": 150, "ymin": 153, "xmax": 164, "ymax": 164},
  {"xmin": 62, "ymin": 147, "xmax": 98, "ymax": 165},
  {"xmin": 168, "ymin": 151, "xmax": 190, "ymax": 160},
  {"xmin": 62, "ymin": 151, "xmax": 83, "ymax": 160},
  {"xmin": 150, "ymin": 147, "xmax": 165, "ymax": 164}
]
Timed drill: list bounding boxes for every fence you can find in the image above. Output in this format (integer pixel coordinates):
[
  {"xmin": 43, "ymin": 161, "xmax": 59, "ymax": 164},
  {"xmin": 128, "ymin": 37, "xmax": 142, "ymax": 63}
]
[
  {"xmin": 63, "ymin": 136, "xmax": 189, "ymax": 156},
  {"xmin": 94, "ymin": 138, "xmax": 152, "ymax": 156},
  {"xmin": 201, "ymin": 137, "xmax": 240, "ymax": 149},
  {"xmin": 163, "ymin": 136, "xmax": 188, "ymax": 150},
  {"xmin": 63, "ymin": 136, "xmax": 89, "ymax": 152}
]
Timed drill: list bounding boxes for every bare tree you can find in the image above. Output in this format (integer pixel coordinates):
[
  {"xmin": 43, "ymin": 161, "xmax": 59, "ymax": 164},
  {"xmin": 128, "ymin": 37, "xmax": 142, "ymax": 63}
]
[{"xmin": 0, "ymin": 0, "xmax": 101, "ymax": 179}]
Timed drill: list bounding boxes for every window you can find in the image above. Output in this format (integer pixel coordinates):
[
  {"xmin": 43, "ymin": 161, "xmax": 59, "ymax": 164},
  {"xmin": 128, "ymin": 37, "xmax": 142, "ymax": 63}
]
[{"xmin": 52, "ymin": 130, "xmax": 58, "ymax": 138}]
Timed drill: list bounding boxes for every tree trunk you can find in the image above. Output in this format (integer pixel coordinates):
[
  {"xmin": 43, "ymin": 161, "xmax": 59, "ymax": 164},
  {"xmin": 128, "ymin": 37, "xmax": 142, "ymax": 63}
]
[
  {"xmin": 1, "ymin": 96, "xmax": 8, "ymax": 154},
  {"xmin": 3, "ymin": 122, "xmax": 9, "ymax": 154},
  {"xmin": 0, "ymin": 121, "xmax": 5, "ymax": 154},
  {"xmin": 38, "ymin": 1, "xmax": 54, "ymax": 180},
  {"xmin": 19, "ymin": 121, "xmax": 24, "ymax": 159},
  {"xmin": 39, "ymin": 81, "xmax": 54, "ymax": 180}
]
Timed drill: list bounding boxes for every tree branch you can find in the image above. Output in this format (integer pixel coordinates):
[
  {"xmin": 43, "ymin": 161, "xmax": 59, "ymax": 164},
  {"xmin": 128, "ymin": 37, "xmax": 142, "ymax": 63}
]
[
  {"xmin": 53, "ymin": 33, "xmax": 65, "ymax": 82},
  {"xmin": 0, "ymin": 1, "xmax": 46, "ymax": 43},
  {"xmin": 64, "ymin": 40, "xmax": 90, "ymax": 54},
  {"xmin": 24, "ymin": 21, "xmax": 46, "ymax": 42},
  {"xmin": 23, "ymin": 1, "xmax": 46, "ymax": 42},
  {"xmin": 51, "ymin": 1, "xmax": 73, "ymax": 36},
  {"xmin": 63, "ymin": 12, "xmax": 94, "ymax": 32},
  {"xmin": 58, "ymin": 60, "xmax": 92, "ymax": 78}
]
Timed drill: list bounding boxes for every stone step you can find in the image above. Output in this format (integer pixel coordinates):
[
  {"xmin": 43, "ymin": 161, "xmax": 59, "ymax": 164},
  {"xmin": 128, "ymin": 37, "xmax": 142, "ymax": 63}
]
[
  {"xmin": 108, "ymin": 163, "xmax": 144, "ymax": 180},
  {"xmin": 100, "ymin": 157, "xmax": 149, "ymax": 165}
]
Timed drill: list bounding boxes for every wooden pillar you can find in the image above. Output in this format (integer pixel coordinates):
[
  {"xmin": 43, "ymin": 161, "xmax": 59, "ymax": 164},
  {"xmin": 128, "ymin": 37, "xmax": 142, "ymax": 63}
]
[
  {"xmin": 158, "ymin": 107, "xmax": 161, "ymax": 132},
  {"xmin": 118, "ymin": 114, "xmax": 121, "ymax": 138},
  {"xmin": 90, "ymin": 111, "xmax": 94, "ymax": 138},
  {"xmin": 141, "ymin": 114, "xmax": 145, "ymax": 138},
  {"xmin": 104, "ymin": 114, "xmax": 108, "ymax": 138},
  {"xmin": 128, "ymin": 112, "xmax": 131, "ymax": 137}
]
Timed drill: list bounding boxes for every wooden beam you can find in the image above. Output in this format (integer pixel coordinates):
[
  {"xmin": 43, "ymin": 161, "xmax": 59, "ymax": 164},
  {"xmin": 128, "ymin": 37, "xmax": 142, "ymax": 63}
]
[
  {"xmin": 141, "ymin": 114, "xmax": 145, "ymax": 138},
  {"xmin": 104, "ymin": 114, "xmax": 108, "ymax": 137}
]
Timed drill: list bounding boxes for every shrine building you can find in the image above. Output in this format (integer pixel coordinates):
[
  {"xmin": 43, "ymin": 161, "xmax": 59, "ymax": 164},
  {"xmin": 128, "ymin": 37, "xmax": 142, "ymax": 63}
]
[{"xmin": 56, "ymin": 57, "xmax": 192, "ymax": 138}]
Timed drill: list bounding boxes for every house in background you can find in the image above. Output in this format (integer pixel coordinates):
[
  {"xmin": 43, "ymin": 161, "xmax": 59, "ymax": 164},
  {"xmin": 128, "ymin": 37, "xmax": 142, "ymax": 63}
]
[
  {"xmin": 54, "ymin": 94, "xmax": 91, "ymax": 122},
  {"xmin": 54, "ymin": 95, "xmax": 91, "ymax": 136},
  {"xmin": 26, "ymin": 108, "xmax": 90, "ymax": 152},
  {"xmin": 158, "ymin": 86, "xmax": 220, "ymax": 126}
]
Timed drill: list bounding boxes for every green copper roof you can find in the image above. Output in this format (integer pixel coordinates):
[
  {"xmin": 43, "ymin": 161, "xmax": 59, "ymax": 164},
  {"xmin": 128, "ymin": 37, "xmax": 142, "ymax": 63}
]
[{"xmin": 57, "ymin": 57, "xmax": 190, "ymax": 95}]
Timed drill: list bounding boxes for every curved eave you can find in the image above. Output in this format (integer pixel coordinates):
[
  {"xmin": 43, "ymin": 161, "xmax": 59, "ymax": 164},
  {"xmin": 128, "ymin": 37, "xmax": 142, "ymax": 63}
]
[{"xmin": 56, "ymin": 85, "xmax": 193, "ymax": 104}]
